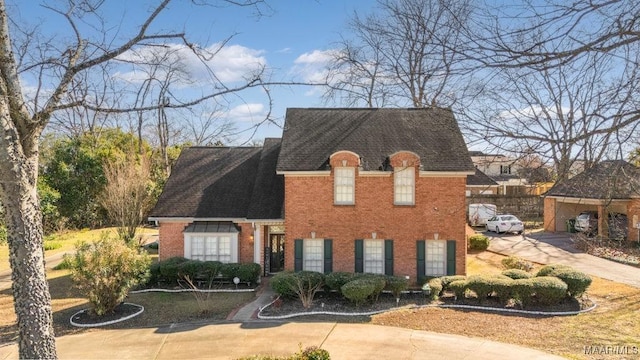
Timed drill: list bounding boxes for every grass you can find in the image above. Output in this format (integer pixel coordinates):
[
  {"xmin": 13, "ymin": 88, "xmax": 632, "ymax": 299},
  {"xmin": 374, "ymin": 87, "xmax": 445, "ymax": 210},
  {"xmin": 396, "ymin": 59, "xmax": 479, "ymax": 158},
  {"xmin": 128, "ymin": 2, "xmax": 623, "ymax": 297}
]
[{"xmin": 372, "ymin": 251, "xmax": 640, "ymax": 360}]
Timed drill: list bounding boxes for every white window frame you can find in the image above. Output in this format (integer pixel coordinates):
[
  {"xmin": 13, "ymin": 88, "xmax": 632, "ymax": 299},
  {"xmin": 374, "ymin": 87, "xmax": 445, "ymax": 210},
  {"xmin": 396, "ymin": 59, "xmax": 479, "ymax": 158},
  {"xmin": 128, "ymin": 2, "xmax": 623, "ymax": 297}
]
[
  {"xmin": 184, "ymin": 232, "xmax": 238, "ymax": 263},
  {"xmin": 303, "ymin": 238, "xmax": 324, "ymax": 272},
  {"xmin": 425, "ymin": 240, "xmax": 446, "ymax": 277},
  {"xmin": 394, "ymin": 167, "xmax": 415, "ymax": 205},
  {"xmin": 364, "ymin": 239, "xmax": 384, "ymax": 274},
  {"xmin": 334, "ymin": 167, "xmax": 355, "ymax": 205}
]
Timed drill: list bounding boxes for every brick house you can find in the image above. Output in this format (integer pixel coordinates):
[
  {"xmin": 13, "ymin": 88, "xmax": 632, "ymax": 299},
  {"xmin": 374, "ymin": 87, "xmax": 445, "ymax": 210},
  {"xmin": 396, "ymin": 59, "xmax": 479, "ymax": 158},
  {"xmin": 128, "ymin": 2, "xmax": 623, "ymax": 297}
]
[
  {"xmin": 543, "ymin": 160, "xmax": 640, "ymax": 242},
  {"xmin": 149, "ymin": 108, "xmax": 475, "ymax": 284}
]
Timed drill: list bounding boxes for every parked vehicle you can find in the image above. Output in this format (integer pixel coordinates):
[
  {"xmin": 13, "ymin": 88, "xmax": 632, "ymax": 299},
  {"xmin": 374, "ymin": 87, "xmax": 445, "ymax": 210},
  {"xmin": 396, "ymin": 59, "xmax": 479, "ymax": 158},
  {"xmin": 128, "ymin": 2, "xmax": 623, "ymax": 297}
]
[
  {"xmin": 574, "ymin": 211, "xmax": 598, "ymax": 234},
  {"xmin": 469, "ymin": 203, "xmax": 497, "ymax": 226},
  {"xmin": 486, "ymin": 214, "xmax": 524, "ymax": 234}
]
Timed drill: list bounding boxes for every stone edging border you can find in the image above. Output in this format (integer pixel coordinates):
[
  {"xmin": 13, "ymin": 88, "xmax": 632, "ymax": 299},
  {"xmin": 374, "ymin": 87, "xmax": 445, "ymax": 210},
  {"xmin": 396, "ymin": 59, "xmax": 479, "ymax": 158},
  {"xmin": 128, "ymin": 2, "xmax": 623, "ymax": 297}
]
[
  {"xmin": 69, "ymin": 303, "xmax": 144, "ymax": 328},
  {"xmin": 257, "ymin": 296, "xmax": 597, "ymax": 320},
  {"xmin": 130, "ymin": 288, "xmax": 256, "ymax": 294}
]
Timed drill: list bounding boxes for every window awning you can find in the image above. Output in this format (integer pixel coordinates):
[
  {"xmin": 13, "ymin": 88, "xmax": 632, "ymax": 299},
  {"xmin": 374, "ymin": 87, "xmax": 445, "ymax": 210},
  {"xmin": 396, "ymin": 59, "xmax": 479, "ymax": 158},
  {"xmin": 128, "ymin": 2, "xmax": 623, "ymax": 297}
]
[{"xmin": 184, "ymin": 221, "xmax": 239, "ymax": 233}]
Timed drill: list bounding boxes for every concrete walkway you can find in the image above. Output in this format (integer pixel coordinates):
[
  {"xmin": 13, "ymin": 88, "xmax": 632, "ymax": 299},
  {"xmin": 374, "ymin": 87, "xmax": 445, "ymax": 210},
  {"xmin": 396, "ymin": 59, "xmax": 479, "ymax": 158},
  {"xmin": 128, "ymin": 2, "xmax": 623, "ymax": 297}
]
[
  {"xmin": 487, "ymin": 231, "xmax": 640, "ymax": 288},
  {"xmin": 0, "ymin": 320, "xmax": 565, "ymax": 360}
]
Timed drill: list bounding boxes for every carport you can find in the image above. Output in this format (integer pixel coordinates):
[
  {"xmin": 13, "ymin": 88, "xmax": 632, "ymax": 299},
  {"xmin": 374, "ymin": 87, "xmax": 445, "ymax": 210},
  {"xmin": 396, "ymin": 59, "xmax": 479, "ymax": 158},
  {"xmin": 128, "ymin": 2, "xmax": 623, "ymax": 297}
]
[{"xmin": 542, "ymin": 160, "xmax": 640, "ymax": 242}]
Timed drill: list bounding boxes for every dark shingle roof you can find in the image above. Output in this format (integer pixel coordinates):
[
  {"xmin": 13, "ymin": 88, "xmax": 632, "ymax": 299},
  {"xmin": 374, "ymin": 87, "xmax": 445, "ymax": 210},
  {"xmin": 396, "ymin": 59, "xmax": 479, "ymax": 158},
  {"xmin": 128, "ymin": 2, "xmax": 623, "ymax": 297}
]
[
  {"xmin": 150, "ymin": 144, "xmax": 283, "ymax": 219},
  {"xmin": 276, "ymin": 108, "xmax": 475, "ymax": 172},
  {"xmin": 467, "ymin": 168, "xmax": 499, "ymax": 186},
  {"xmin": 247, "ymin": 138, "xmax": 285, "ymax": 219},
  {"xmin": 545, "ymin": 160, "xmax": 640, "ymax": 199}
]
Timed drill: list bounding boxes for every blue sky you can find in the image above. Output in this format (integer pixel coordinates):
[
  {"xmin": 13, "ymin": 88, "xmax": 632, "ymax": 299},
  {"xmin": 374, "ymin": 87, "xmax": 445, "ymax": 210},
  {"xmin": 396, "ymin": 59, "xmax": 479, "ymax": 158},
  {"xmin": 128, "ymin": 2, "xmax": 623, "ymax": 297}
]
[{"xmin": 11, "ymin": 0, "xmax": 379, "ymax": 145}]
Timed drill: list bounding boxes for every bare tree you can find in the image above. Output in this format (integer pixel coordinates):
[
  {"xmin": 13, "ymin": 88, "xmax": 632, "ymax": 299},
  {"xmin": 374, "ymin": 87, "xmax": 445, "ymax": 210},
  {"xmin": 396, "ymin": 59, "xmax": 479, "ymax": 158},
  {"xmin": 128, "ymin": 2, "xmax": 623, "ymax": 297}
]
[
  {"xmin": 324, "ymin": 0, "xmax": 474, "ymax": 108},
  {"xmin": 100, "ymin": 152, "xmax": 152, "ymax": 244},
  {"xmin": 0, "ymin": 0, "xmax": 271, "ymax": 357}
]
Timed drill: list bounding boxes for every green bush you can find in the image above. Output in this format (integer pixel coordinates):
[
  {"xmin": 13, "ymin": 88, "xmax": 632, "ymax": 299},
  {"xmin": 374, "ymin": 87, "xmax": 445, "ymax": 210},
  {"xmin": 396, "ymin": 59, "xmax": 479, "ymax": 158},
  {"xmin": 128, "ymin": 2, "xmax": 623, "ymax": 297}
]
[
  {"xmin": 354, "ymin": 273, "xmax": 387, "ymax": 301},
  {"xmin": 270, "ymin": 271, "xmax": 298, "ymax": 298},
  {"xmin": 501, "ymin": 269, "xmax": 532, "ymax": 280},
  {"xmin": 68, "ymin": 234, "xmax": 151, "ymax": 316},
  {"xmin": 290, "ymin": 271, "xmax": 326, "ymax": 308},
  {"xmin": 53, "ymin": 254, "xmax": 74, "ymax": 270},
  {"xmin": 448, "ymin": 280, "xmax": 468, "ymax": 300},
  {"xmin": 468, "ymin": 234, "xmax": 490, "ymax": 251},
  {"xmin": 536, "ymin": 264, "xmax": 574, "ymax": 277},
  {"xmin": 236, "ymin": 263, "xmax": 261, "ymax": 284},
  {"xmin": 179, "ymin": 260, "xmax": 204, "ymax": 280},
  {"xmin": 298, "ymin": 346, "xmax": 331, "ymax": 360},
  {"xmin": 0, "ymin": 226, "xmax": 7, "ymax": 245},
  {"xmin": 491, "ymin": 277, "xmax": 514, "ymax": 303},
  {"xmin": 440, "ymin": 275, "xmax": 467, "ymax": 293},
  {"xmin": 531, "ymin": 276, "xmax": 568, "ymax": 305},
  {"xmin": 220, "ymin": 262, "xmax": 242, "ymax": 280},
  {"xmin": 465, "ymin": 275, "xmax": 493, "ymax": 299},
  {"xmin": 547, "ymin": 268, "xmax": 592, "ymax": 297},
  {"xmin": 426, "ymin": 278, "xmax": 442, "ymax": 300},
  {"xmin": 157, "ymin": 257, "xmax": 189, "ymax": 285},
  {"xmin": 325, "ymin": 272, "xmax": 355, "ymax": 293},
  {"xmin": 201, "ymin": 261, "xmax": 223, "ymax": 281},
  {"xmin": 512, "ymin": 278, "xmax": 535, "ymax": 306},
  {"xmin": 501, "ymin": 256, "xmax": 534, "ymax": 272},
  {"xmin": 385, "ymin": 275, "xmax": 409, "ymax": 299},
  {"xmin": 341, "ymin": 278, "xmax": 377, "ymax": 306}
]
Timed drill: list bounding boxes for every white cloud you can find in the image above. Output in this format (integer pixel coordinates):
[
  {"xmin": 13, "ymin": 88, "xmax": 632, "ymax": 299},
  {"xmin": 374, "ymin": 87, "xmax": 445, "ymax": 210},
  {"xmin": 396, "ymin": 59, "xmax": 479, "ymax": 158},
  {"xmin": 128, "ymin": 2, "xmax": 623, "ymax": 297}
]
[
  {"xmin": 225, "ymin": 103, "xmax": 266, "ymax": 122},
  {"xmin": 289, "ymin": 49, "xmax": 338, "ymax": 90},
  {"xmin": 115, "ymin": 42, "xmax": 267, "ymax": 85}
]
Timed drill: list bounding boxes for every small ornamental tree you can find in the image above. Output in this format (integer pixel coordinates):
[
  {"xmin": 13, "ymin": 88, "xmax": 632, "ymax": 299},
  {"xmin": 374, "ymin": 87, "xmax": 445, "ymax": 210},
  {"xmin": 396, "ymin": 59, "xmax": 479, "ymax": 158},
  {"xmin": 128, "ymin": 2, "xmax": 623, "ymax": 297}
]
[{"xmin": 69, "ymin": 233, "xmax": 151, "ymax": 316}]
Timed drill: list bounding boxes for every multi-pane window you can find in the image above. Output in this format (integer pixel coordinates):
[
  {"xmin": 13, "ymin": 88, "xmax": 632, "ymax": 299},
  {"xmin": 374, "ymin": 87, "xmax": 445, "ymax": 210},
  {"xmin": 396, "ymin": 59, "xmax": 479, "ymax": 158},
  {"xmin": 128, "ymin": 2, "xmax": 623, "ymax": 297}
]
[
  {"xmin": 191, "ymin": 235, "xmax": 233, "ymax": 262},
  {"xmin": 334, "ymin": 167, "xmax": 355, "ymax": 204},
  {"xmin": 304, "ymin": 239, "xmax": 324, "ymax": 272},
  {"xmin": 394, "ymin": 167, "xmax": 415, "ymax": 205},
  {"xmin": 425, "ymin": 240, "xmax": 446, "ymax": 276},
  {"xmin": 364, "ymin": 240, "xmax": 384, "ymax": 274}
]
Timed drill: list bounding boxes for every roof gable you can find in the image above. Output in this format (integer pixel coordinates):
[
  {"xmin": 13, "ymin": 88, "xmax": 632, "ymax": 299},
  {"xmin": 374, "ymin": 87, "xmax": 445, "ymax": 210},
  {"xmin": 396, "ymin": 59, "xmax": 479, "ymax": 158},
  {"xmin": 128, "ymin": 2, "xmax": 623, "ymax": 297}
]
[
  {"xmin": 545, "ymin": 160, "xmax": 640, "ymax": 199},
  {"xmin": 276, "ymin": 108, "xmax": 475, "ymax": 172},
  {"xmin": 467, "ymin": 168, "xmax": 499, "ymax": 186}
]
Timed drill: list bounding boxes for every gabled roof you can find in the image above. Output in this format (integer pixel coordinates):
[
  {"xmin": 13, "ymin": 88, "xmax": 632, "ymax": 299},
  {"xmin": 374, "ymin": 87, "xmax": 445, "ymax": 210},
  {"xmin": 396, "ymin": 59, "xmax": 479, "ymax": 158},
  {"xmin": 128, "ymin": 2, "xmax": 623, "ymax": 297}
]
[
  {"xmin": 149, "ymin": 143, "xmax": 284, "ymax": 219},
  {"xmin": 247, "ymin": 138, "xmax": 284, "ymax": 219},
  {"xmin": 467, "ymin": 168, "xmax": 499, "ymax": 186},
  {"xmin": 545, "ymin": 160, "xmax": 640, "ymax": 199},
  {"xmin": 276, "ymin": 108, "xmax": 475, "ymax": 172}
]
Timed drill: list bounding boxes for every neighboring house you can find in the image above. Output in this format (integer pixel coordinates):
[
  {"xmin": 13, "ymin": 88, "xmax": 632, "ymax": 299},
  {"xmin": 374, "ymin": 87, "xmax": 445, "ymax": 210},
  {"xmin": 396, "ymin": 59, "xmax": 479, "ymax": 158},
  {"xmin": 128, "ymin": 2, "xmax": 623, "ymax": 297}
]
[
  {"xmin": 466, "ymin": 168, "xmax": 499, "ymax": 196},
  {"xmin": 150, "ymin": 107, "xmax": 475, "ymax": 283},
  {"xmin": 469, "ymin": 151, "xmax": 528, "ymax": 195},
  {"xmin": 543, "ymin": 160, "xmax": 640, "ymax": 242}
]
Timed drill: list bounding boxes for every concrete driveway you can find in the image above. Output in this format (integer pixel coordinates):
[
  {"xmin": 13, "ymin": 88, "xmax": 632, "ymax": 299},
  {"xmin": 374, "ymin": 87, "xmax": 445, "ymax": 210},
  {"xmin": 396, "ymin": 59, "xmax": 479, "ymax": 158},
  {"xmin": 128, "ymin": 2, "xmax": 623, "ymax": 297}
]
[{"xmin": 486, "ymin": 230, "xmax": 640, "ymax": 288}]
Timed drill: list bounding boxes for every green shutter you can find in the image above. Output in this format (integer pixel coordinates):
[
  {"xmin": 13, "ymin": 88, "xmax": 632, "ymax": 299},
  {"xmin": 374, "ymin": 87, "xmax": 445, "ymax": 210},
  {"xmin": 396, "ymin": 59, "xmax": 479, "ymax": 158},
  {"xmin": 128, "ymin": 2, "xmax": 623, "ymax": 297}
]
[
  {"xmin": 355, "ymin": 239, "xmax": 364, "ymax": 273},
  {"xmin": 416, "ymin": 240, "xmax": 425, "ymax": 282},
  {"xmin": 324, "ymin": 239, "xmax": 333, "ymax": 274},
  {"xmin": 294, "ymin": 239, "xmax": 303, "ymax": 272},
  {"xmin": 384, "ymin": 239, "xmax": 394, "ymax": 275},
  {"xmin": 446, "ymin": 240, "xmax": 456, "ymax": 275}
]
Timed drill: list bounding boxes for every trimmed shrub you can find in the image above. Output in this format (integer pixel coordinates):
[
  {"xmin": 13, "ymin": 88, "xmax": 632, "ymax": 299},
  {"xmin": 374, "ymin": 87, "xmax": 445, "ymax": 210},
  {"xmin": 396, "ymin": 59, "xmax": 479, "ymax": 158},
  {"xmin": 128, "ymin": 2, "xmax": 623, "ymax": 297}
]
[
  {"xmin": 291, "ymin": 271, "xmax": 325, "ymax": 308},
  {"xmin": 491, "ymin": 277, "xmax": 514, "ymax": 303},
  {"xmin": 236, "ymin": 263, "xmax": 261, "ymax": 284},
  {"xmin": 531, "ymin": 276, "xmax": 568, "ymax": 305},
  {"xmin": 385, "ymin": 275, "xmax": 409, "ymax": 299},
  {"xmin": 468, "ymin": 234, "xmax": 490, "ymax": 251},
  {"xmin": 501, "ymin": 269, "xmax": 533, "ymax": 280},
  {"xmin": 440, "ymin": 275, "xmax": 467, "ymax": 293},
  {"xmin": 536, "ymin": 264, "xmax": 574, "ymax": 277},
  {"xmin": 448, "ymin": 280, "xmax": 468, "ymax": 300},
  {"xmin": 325, "ymin": 272, "xmax": 356, "ymax": 293},
  {"xmin": 220, "ymin": 263, "xmax": 242, "ymax": 280},
  {"xmin": 547, "ymin": 268, "xmax": 592, "ymax": 297},
  {"xmin": 341, "ymin": 278, "xmax": 376, "ymax": 306},
  {"xmin": 354, "ymin": 273, "xmax": 387, "ymax": 301},
  {"xmin": 426, "ymin": 278, "xmax": 442, "ymax": 300},
  {"xmin": 501, "ymin": 256, "xmax": 534, "ymax": 272},
  {"xmin": 465, "ymin": 275, "xmax": 493, "ymax": 299},
  {"xmin": 68, "ymin": 235, "xmax": 150, "ymax": 316},
  {"xmin": 270, "ymin": 271, "xmax": 298, "ymax": 298},
  {"xmin": 512, "ymin": 278, "xmax": 535, "ymax": 306},
  {"xmin": 201, "ymin": 261, "xmax": 223, "ymax": 281},
  {"xmin": 158, "ymin": 257, "xmax": 189, "ymax": 285},
  {"xmin": 299, "ymin": 346, "xmax": 331, "ymax": 360},
  {"xmin": 179, "ymin": 260, "xmax": 204, "ymax": 280}
]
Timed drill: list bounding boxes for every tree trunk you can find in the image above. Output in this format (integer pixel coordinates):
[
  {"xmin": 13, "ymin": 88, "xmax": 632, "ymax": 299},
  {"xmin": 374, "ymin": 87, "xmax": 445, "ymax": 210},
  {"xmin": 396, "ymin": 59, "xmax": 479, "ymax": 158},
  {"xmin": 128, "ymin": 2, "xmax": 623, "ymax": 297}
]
[{"xmin": 0, "ymin": 155, "xmax": 57, "ymax": 358}]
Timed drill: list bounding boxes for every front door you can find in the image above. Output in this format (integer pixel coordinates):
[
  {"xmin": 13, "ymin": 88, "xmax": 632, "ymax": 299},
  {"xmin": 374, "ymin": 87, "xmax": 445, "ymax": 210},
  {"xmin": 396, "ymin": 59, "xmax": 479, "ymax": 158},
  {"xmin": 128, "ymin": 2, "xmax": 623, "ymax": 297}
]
[{"xmin": 269, "ymin": 234, "xmax": 285, "ymax": 273}]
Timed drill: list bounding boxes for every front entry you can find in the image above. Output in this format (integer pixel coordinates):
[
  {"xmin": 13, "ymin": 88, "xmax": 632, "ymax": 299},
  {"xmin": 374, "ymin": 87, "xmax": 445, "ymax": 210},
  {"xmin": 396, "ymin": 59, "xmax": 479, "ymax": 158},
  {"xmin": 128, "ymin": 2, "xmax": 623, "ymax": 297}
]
[{"xmin": 269, "ymin": 234, "xmax": 285, "ymax": 273}]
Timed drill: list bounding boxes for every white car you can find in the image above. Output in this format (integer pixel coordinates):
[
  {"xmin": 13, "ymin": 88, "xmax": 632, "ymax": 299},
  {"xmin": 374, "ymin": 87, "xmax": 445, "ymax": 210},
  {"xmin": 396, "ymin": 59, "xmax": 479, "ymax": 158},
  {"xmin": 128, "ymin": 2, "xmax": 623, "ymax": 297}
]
[{"xmin": 486, "ymin": 215, "xmax": 524, "ymax": 234}]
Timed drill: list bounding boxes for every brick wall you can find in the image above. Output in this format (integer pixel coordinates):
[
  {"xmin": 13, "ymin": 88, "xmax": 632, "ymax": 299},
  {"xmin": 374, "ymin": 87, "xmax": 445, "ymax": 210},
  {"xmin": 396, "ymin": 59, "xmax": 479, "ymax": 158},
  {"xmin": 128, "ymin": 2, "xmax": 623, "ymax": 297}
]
[
  {"xmin": 543, "ymin": 197, "xmax": 556, "ymax": 232},
  {"xmin": 627, "ymin": 199, "xmax": 640, "ymax": 243},
  {"xmin": 284, "ymin": 151, "xmax": 468, "ymax": 283},
  {"xmin": 158, "ymin": 222, "xmax": 188, "ymax": 260}
]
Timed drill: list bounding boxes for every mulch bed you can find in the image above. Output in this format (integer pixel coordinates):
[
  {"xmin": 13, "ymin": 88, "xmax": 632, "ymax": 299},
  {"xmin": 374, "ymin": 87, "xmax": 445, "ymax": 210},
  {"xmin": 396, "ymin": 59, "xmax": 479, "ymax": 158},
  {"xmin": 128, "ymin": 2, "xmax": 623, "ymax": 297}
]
[{"xmin": 70, "ymin": 303, "xmax": 142, "ymax": 326}]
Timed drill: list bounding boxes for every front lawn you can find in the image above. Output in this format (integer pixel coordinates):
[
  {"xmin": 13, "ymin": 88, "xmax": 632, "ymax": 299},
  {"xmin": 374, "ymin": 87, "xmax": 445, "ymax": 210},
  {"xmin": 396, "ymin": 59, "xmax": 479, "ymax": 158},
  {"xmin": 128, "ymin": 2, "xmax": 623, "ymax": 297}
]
[{"xmin": 372, "ymin": 252, "xmax": 640, "ymax": 360}]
